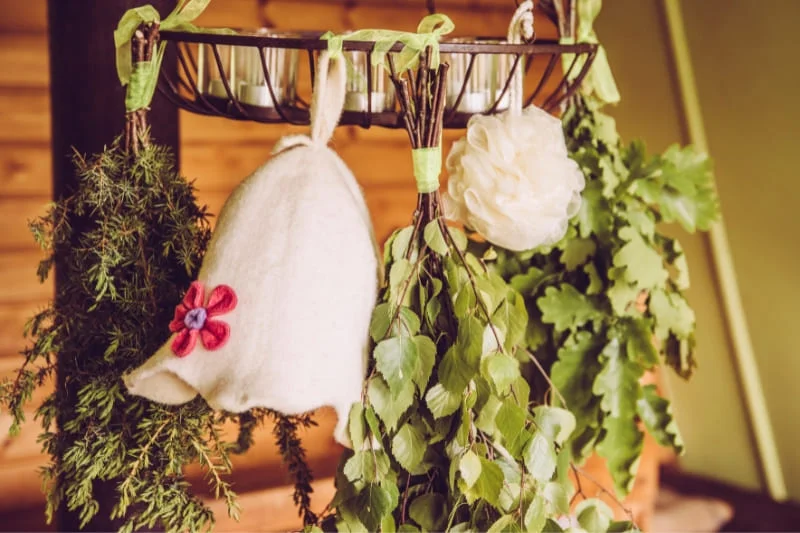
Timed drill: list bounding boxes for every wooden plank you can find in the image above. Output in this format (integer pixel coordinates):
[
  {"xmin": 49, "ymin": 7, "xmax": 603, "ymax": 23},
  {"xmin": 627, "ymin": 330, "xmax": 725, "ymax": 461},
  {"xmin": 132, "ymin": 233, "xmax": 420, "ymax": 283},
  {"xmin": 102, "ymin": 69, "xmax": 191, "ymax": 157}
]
[
  {"xmin": 185, "ymin": 140, "xmax": 418, "ymax": 191},
  {"xmin": 194, "ymin": 0, "xmax": 267, "ymax": 28},
  {"xmin": 0, "ymin": 251, "xmax": 52, "ymax": 304},
  {"xmin": 0, "ymin": 185, "xmax": 414, "ymax": 301},
  {"xmin": 0, "ymin": 88, "xmax": 50, "ymax": 143},
  {"xmin": 0, "ymin": 77, "xmax": 563, "ymax": 144},
  {"xmin": 0, "ymin": 95, "xmax": 289, "ymax": 144},
  {"xmin": 0, "ymin": 90, "xmax": 559, "ymax": 145},
  {"xmin": 0, "ymin": 301, "xmax": 45, "ymax": 357},
  {"xmin": 287, "ymin": 0, "xmax": 548, "ymax": 6},
  {"xmin": 262, "ymin": 0, "xmax": 558, "ymax": 39},
  {"xmin": 0, "ymin": 137, "xmax": 424, "ymax": 199},
  {"xmin": 0, "ymin": 143, "xmax": 52, "ymax": 196},
  {"xmin": 0, "ymin": 395, "xmax": 52, "ymax": 464},
  {"xmin": 0, "ymin": 0, "xmax": 556, "ymax": 33},
  {"xmin": 0, "ymin": 0, "xmax": 46, "ymax": 32},
  {"xmin": 0, "ymin": 456, "xmax": 47, "ymax": 510},
  {"xmin": 0, "ymin": 402, "xmax": 342, "ymax": 481},
  {"xmin": 0, "ymin": 404, "xmax": 342, "ymax": 519},
  {"xmin": 364, "ymin": 185, "xmax": 419, "ymax": 242},
  {"xmin": 0, "ymin": 437, "xmax": 658, "ymax": 526},
  {"xmin": 0, "ymin": 33, "xmax": 49, "ymax": 88},
  {"xmin": 0, "ymin": 197, "xmax": 49, "ymax": 250},
  {"xmin": 0, "ymin": 181, "xmax": 416, "ymax": 256},
  {"xmin": 0, "ymin": 4, "xmax": 558, "ymax": 89},
  {"xmin": 0, "ymin": 355, "xmax": 52, "ymax": 474},
  {"xmin": 179, "ymin": 112, "xmax": 293, "ymax": 144},
  {"xmin": 209, "ymin": 477, "xmax": 337, "ymax": 533}
]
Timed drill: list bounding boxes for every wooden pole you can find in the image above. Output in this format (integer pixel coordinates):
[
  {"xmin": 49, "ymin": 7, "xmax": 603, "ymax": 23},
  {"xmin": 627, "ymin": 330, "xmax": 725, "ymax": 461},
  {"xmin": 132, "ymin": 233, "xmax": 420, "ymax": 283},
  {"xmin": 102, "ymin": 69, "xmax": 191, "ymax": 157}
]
[
  {"xmin": 46, "ymin": 1, "xmax": 178, "ymax": 530},
  {"xmin": 662, "ymin": 0, "xmax": 788, "ymax": 502}
]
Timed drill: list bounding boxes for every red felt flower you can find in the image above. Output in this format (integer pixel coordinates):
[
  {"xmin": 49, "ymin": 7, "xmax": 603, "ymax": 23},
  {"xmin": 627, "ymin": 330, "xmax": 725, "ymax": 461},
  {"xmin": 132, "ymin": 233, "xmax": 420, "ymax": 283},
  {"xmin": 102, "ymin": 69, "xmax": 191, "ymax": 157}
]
[{"xmin": 169, "ymin": 281, "xmax": 237, "ymax": 357}]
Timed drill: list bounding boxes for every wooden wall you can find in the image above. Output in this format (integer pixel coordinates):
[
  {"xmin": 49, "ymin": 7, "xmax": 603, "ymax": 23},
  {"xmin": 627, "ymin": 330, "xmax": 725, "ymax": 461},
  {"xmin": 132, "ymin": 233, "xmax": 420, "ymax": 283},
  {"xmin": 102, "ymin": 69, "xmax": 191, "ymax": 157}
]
[{"xmin": 0, "ymin": 0, "xmax": 564, "ymax": 525}]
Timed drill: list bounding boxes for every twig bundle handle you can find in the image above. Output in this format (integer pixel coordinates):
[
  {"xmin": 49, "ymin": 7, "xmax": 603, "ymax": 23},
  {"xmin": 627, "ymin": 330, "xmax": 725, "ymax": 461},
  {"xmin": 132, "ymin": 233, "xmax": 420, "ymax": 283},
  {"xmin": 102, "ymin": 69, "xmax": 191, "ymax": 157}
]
[
  {"xmin": 115, "ymin": 0, "xmax": 232, "ymax": 113},
  {"xmin": 388, "ymin": 48, "xmax": 449, "ymax": 193}
]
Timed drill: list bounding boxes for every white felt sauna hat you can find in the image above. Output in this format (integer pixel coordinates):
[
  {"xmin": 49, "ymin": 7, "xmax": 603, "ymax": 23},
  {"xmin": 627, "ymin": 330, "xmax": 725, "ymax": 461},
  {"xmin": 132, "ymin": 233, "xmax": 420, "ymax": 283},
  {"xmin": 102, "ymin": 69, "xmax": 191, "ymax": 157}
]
[{"xmin": 123, "ymin": 52, "xmax": 379, "ymax": 447}]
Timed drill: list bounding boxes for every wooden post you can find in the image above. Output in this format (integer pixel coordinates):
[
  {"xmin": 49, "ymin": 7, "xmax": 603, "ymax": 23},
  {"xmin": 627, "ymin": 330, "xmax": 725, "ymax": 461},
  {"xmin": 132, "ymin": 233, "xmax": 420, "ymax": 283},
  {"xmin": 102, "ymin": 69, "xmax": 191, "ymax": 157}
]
[{"xmin": 46, "ymin": 1, "xmax": 178, "ymax": 530}]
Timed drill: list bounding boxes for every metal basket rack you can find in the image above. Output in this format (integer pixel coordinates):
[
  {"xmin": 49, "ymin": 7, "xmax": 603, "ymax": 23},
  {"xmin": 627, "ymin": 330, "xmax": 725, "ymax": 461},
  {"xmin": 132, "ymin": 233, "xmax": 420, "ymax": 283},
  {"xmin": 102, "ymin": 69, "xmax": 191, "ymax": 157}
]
[{"xmin": 156, "ymin": 29, "xmax": 597, "ymax": 129}]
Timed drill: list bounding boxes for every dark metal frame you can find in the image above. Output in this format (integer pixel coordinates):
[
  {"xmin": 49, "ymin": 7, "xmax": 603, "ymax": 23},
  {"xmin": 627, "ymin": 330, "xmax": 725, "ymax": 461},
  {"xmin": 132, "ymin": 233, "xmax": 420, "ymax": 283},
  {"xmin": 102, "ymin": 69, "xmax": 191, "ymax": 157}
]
[{"xmin": 158, "ymin": 29, "xmax": 598, "ymax": 129}]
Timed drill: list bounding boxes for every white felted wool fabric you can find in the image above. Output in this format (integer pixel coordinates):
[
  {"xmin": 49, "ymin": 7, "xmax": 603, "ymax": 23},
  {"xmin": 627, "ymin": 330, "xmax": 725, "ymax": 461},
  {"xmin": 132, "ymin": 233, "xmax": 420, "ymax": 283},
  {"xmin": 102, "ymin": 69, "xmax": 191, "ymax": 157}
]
[
  {"xmin": 123, "ymin": 52, "xmax": 378, "ymax": 447},
  {"xmin": 442, "ymin": 105, "xmax": 585, "ymax": 252}
]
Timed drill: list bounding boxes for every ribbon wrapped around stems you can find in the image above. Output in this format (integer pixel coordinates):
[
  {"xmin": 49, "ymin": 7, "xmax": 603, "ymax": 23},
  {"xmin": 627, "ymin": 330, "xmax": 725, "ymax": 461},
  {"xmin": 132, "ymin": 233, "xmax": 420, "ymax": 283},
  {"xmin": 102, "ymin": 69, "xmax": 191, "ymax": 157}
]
[
  {"xmin": 114, "ymin": 0, "xmax": 232, "ymax": 112},
  {"xmin": 321, "ymin": 13, "xmax": 454, "ymax": 73}
]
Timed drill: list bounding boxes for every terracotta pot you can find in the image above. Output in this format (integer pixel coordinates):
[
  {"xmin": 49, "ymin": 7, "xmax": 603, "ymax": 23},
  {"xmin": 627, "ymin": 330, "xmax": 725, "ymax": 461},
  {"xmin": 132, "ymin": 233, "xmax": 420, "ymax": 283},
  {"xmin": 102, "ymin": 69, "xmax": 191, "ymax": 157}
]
[
  {"xmin": 566, "ymin": 366, "xmax": 664, "ymax": 530},
  {"xmin": 573, "ymin": 434, "xmax": 661, "ymax": 531}
]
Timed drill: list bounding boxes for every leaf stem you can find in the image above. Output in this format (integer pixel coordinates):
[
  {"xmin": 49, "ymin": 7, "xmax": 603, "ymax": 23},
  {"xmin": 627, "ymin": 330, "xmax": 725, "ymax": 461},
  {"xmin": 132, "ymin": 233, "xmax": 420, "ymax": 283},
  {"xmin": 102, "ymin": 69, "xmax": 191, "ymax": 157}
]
[
  {"xmin": 440, "ymin": 218, "xmax": 507, "ymax": 355},
  {"xmin": 526, "ymin": 350, "xmax": 568, "ymax": 407},
  {"xmin": 571, "ymin": 463, "xmax": 638, "ymax": 526}
]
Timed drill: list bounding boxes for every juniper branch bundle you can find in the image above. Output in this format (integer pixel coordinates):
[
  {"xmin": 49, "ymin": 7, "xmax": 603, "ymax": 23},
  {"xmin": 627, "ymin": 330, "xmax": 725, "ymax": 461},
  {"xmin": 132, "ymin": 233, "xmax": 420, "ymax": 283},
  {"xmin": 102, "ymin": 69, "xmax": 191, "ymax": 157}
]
[{"xmin": 0, "ymin": 26, "xmax": 245, "ymax": 533}]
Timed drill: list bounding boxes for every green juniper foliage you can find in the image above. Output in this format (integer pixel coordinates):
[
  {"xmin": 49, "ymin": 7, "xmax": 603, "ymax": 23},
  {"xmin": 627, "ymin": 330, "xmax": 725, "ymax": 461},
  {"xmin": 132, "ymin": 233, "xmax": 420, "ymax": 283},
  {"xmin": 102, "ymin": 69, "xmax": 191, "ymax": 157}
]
[
  {"xmin": 271, "ymin": 411, "xmax": 319, "ymax": 526},
  {"xmin": 0, "ymin": 137, "xmax": 244, "ymax": 532},
  {"xmin": 326, "ymin": 204, "xmax": 635, "ymax": 532},
  {"xmin": 487, "ymin": 96, "xmax": 720, "ymax": 496}
]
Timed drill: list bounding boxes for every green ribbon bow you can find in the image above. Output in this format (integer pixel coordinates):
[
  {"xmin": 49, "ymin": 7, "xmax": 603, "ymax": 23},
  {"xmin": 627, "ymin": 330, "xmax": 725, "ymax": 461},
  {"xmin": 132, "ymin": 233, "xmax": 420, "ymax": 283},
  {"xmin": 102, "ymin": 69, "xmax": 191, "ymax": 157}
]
[
  {"xmin": 114, "ymin": 0, "xmax": 230, "ymax": 112},
  {"xmin": 322, "ymin": 13, "xmax": 455, "ymax": 73},
  {"xmin": 562, "ymin": 0, "xmax": 620, "ymax": 106}
]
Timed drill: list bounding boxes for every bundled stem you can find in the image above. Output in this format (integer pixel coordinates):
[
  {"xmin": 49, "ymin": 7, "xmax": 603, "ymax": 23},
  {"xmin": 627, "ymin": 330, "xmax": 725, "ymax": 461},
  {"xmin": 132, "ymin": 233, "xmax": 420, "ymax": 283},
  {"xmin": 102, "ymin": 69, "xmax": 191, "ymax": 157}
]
[
  {"xmin": 389, "ymin": 47, "xmax": 450, "ymax": 266},
  {"xmin": 390, "ymin": 49, "xmax": 449, "ymax": 152},
  {"xmin": 125, "ymin": 23, "xmax": 158, "ymax": 155}
]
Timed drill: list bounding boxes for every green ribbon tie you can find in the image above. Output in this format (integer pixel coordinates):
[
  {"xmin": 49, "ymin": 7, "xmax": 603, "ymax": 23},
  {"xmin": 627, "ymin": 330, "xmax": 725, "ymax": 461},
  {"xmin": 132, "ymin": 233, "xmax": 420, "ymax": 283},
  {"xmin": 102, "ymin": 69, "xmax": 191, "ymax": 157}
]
[
  {"xmin": 114, "ymin": 0, "xmax": 231, "ymax": 112},
  {"xmin": 124, "ymin": 60, "xmax": 159, "ymax": 113},
  {"xmin": 412, "ymin": 147, "xmax": 442, "ymax": 193},
  {"xmin": 561, "ymin": 0, "xmax": 620, "ymax": 106},
  {"xmin": 321, "ymin": 13, "xmax": 455, "ymax": 73}
]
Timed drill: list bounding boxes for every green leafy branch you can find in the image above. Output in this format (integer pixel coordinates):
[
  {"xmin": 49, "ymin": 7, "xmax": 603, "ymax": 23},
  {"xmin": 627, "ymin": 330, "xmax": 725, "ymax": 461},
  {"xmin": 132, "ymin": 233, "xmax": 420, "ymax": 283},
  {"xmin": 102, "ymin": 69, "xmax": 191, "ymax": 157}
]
[
  {"xmin": 490, "ymin": 95, "xmax": 717, "ymax": 498},
  {"xmin": 327, "ymin": 186, "xmax": 640, "ymax": 532}
]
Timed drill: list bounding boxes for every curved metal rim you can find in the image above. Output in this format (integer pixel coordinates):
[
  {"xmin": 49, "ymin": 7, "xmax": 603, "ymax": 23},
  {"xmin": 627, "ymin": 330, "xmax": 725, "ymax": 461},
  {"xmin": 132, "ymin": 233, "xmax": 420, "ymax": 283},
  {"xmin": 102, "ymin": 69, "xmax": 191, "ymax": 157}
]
[{"xmin": 160, "ymin": 29, "xmax": 598, "ymax": 55}]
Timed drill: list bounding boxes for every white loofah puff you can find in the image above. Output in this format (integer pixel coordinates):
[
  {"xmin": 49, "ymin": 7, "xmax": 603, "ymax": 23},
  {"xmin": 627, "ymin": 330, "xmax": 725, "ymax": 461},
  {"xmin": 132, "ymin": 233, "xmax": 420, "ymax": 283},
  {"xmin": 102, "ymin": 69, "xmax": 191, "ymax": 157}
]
[{"xmin": 443, "ymin": 105, "xmax": 585, "ymax": 252}]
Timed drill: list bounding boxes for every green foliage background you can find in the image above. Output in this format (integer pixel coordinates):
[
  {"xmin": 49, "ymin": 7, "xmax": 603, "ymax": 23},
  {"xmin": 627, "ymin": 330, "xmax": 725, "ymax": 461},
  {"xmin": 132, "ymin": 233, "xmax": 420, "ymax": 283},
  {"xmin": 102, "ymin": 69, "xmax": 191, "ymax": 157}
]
[{"xmin": 487, "ymin": 96, "xmax": 718, "ymax": 496}]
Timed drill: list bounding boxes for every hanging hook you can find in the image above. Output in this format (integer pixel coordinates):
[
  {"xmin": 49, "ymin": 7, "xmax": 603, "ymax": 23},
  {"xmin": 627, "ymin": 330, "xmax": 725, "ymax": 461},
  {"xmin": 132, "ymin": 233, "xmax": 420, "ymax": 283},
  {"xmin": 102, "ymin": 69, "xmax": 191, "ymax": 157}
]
[
  {"xmin": 506, "ymin": 0, "xmax": 535, "ymax": 114},
  {"xmin": 426, "ymin": 0, "xmax": 436, "ymax": 14},
  {"xmin": 507, "ymin": 0, "xmax": 535, "ymax": 44}
]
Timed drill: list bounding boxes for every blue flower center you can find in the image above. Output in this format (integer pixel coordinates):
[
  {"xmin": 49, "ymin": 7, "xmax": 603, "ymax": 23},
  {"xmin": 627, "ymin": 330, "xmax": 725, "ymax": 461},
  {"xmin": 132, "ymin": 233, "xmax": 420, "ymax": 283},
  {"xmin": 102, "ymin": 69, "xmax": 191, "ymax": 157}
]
[{"xmin": 184, "ymin": 307, "xmax": 207, "ymax": 330}]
